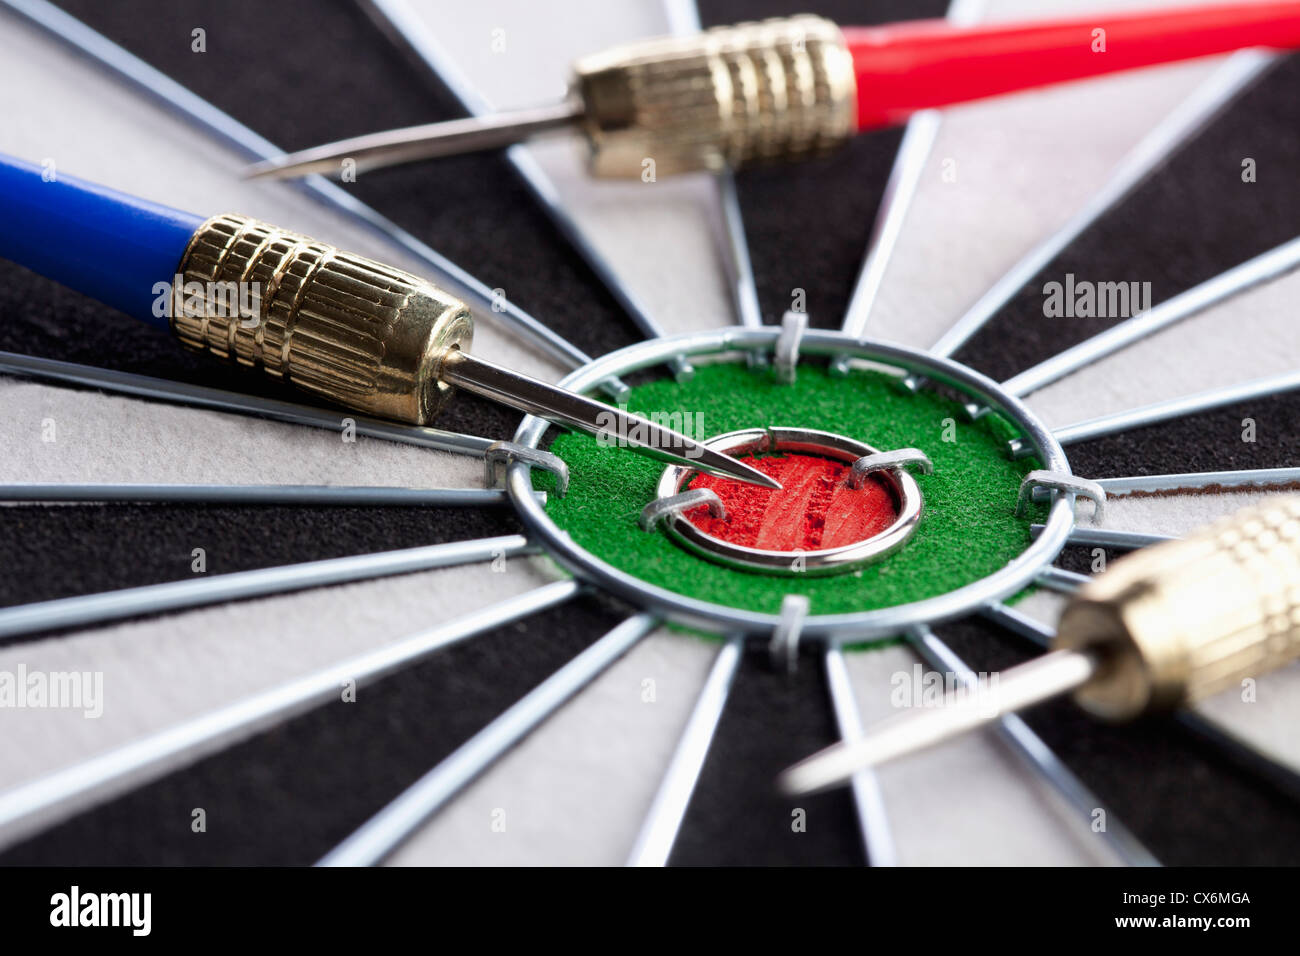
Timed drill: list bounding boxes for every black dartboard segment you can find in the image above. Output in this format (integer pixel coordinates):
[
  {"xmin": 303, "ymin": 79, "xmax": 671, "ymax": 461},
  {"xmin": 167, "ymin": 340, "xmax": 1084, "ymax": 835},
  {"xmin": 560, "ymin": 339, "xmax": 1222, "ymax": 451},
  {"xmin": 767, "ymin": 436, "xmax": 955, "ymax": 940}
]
[{"xmin": 669, "ymin": 646, "xmax": 867, "ymax": 867}]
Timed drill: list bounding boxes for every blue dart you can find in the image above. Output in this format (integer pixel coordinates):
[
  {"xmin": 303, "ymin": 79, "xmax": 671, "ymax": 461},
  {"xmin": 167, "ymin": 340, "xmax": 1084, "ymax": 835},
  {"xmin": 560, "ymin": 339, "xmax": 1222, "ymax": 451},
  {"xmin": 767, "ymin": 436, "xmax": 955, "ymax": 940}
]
[{"xmin": 0, "ymin": 153, "xmax": 778, "ymax": 489}]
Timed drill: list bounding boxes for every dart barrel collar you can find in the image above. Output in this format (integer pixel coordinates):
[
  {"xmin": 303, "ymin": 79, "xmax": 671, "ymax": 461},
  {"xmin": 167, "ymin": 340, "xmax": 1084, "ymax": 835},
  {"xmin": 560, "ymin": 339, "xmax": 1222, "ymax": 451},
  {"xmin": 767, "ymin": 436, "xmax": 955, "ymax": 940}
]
[
  {"xmin": 572, "ymin": 15, "xmax": 856, "ymax": 177},
  {"xmin": 171, "ymin": 214, "xmax": 472, "ymax": 424}
]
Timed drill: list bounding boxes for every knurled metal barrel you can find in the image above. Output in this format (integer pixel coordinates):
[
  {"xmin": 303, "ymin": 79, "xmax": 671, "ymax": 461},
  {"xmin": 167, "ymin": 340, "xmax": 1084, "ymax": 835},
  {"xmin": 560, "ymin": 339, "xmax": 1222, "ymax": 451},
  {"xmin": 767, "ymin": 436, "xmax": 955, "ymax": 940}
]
[
  {"xmin": 572, "ymin": 15, "xmax": 857, "ymax": 177},
  {"xmin": 170, "ymin": 214, "xmax": 473, "ymax": 424},
  {"xmin": 1057, "ymin": 496, "xmax": 1300, "ymax": 720}
]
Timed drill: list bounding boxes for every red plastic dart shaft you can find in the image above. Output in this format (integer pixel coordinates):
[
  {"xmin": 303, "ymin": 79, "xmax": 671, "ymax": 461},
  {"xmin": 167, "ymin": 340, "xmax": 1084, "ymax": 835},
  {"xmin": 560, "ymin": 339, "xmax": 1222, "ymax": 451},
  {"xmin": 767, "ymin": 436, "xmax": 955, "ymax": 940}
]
[{"xmin": 845, "ymin": 1, "xmax": 1300, "ymax": 131}]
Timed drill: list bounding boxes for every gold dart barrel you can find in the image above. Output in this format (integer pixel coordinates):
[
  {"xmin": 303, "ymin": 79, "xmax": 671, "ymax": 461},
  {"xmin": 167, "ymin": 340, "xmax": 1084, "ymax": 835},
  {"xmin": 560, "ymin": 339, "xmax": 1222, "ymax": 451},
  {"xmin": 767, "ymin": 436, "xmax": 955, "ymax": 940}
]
[
  {"xmin": 572, "ymin": 15, "xmax": 857, "ymax": 177},
  {"xmin": 170, "ymin": 213, "xmax": 473, "ymax": 424},
  {"xmin": 244, "ymin": 16, "xmax": 857, "ymax": 183},
  {"xmin": 1056, "ymin": 495, "xmax": 1300, "ymax": 721}
]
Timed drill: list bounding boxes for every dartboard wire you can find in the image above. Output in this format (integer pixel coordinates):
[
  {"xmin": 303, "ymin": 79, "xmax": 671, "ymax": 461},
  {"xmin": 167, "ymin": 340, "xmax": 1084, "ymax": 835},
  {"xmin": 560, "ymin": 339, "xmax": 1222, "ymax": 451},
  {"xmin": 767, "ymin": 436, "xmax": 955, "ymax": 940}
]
[
  {"xmin": 0, "ymin": 352, "xmax": 495, "ymax": 457},
  {"xmin": 836, "ymin": 110, "xmax": 943, "ymax": 340},
  {"xmin": 823, "ymin": 646, "xmax": 898, "ymax": 866},
  {"xmin": 1000, "ymin": 235, "xmax": 1300, "ymax": 401},
  {"xmin": 1013, "ymin": 368, "xmax": 1300, "ymax": 455},
  {"xmin": 980, "ymin": 601, "xmax": 1300, "ymax": 804},
  {"xmin": 977, "ymin": 602, "xmax": 1054, "ymax": 647},
  {"xmin": 0, "ymin": 0, "xmax": 623, "ymax": 395},
  {"xmin": 1032, "ymin": 525, "xmax": 1173, "ymax": 551},
  {"xmin": 1037, "ymin": 567, "xmax": 1089, "ymax": 595},
  {"xmin": 0, "ymin": 484, "xmax": 534, "ymax": 507},
  {"xmin": 1096, "ymin": 468, "xmax": 1300, "ymax": 495},
  {"xmin": 0, "ymin": 579, "xmax": 582, "ymax": 852},
  {"xmin": 920, "ymin": 49, "xmax": 1276, "ymax": 366},
  {"xmin": 316, "ymin": 612, "xmax": 659, "ymax": 867},
  {"xmin": 832, "ymin": 0, "xmax": 985, "ymax": 371},
  {"xmin": 626, "ymin": 636, "xmax": 743, "ymax": 867},
  {"xmin": 664, "ymin": 0, "xmax": 762, "ymax": 335},
  {"xmin": 908, "ymin": 624, "xmax": 1159, "ymax": 866},
  {"xmin": 361, "ymin": 0, "xmax": 693, "ymax": 382},
  {"xmin": 714, "ymin": 173, "xmax": 764, "ymax": 331},
  {"xmin": 0, "ymin": 534, "xmax": 537, "ymax": 642}
]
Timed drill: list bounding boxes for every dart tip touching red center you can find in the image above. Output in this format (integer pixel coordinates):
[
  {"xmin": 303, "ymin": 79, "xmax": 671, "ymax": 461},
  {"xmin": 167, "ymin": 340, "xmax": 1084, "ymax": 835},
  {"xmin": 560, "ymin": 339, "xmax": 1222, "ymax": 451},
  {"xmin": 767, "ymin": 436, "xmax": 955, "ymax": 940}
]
[{"xmin": 686, "ymin": 453, "xmax": 899, "ymax": 553}]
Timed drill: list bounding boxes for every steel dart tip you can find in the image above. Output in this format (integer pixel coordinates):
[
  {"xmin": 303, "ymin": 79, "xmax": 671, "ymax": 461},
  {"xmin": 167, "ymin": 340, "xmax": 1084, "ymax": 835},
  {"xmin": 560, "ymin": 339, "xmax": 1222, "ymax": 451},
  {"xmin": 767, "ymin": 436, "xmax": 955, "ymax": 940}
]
[
  {"xmin": 242, "ymin": 103, "xmax": 582, "ymax": 181},
  {"xmin": 777, "ymin": 743, "xmax": 860, "ymax": 797},
  {"xmin": 776, "ymin": 696, "xmax": 1007, "ymax": 796},
  {"xmin": 778, "ymin": 648, "xmax": 1100, "ymax": 795},
  {"xmin": 688, "ymin": 449, "xmax": 783, "ymax": 491},
  {"xmin": 436, "ymin": 350, "xmax": 781, "ymax": 490}
]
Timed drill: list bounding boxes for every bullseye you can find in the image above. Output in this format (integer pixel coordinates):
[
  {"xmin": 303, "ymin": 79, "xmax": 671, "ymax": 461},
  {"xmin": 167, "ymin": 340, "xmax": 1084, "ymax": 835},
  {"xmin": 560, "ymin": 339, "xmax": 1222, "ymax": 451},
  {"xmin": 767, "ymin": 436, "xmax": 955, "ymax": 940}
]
[
  {"xmin": 686, "ymin": 454, "xmax": 898, "ymax": 552},
  {"xmin": 649, "ymin": 426, "xmax": 925, "ymax": 577}
]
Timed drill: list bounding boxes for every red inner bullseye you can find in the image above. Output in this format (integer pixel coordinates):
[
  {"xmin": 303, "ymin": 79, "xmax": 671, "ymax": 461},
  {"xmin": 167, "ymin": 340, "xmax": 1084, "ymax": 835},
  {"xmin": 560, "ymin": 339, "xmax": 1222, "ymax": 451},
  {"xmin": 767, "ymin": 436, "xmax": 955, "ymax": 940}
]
[{"xmin": 686, "ymin": 453, "xmax": 899, "ymax": 552}]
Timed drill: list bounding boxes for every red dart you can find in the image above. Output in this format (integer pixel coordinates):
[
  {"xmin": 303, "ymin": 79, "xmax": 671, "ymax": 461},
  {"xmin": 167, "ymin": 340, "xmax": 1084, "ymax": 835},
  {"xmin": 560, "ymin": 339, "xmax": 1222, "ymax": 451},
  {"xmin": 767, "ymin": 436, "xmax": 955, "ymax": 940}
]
[{"xmin": 247, "ymin": 2, "xmax": 1300, "ymax": 181}]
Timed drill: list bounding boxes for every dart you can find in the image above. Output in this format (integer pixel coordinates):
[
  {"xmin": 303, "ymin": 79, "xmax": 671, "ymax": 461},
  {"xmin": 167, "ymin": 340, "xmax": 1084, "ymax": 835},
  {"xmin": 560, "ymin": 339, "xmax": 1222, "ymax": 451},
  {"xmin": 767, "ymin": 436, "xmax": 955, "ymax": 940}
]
[
  {"xmin": 248, "ymin": 2, "xmax": 1300, "ymax": 181},
  {"xmin": 779, "ymin": 496, "xmax": 1300, "ymax": 797},
  {"xmin": 0, "ymin": 153, "xmax": 776, "ymax": 488}
]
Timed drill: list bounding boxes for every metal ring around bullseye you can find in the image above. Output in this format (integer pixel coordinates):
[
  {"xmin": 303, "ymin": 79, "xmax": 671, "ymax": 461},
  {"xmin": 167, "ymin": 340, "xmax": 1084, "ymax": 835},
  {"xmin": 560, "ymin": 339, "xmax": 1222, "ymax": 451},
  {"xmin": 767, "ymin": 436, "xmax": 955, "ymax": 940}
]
[{"xmin": 652, "ymin": 427, "xmax": 924, "ymax": 576}]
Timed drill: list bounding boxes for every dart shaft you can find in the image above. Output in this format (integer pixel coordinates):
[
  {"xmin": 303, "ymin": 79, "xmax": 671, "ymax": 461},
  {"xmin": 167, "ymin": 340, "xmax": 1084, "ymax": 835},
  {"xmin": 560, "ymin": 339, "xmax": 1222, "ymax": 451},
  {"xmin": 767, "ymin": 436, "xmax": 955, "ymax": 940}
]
[
  {"xmin": 0, "ymin": 154, "xmax": 201, "ymax": 327},
  {"xmin": 846, "ymin": 2, "xmax": 1300, "ymax": 131}
]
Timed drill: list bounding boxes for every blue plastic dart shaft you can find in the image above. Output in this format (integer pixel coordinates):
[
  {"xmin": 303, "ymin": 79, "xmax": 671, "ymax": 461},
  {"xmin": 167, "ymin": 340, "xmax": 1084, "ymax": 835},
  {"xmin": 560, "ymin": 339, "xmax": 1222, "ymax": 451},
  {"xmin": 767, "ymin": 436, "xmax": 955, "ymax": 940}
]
[{"xmin": 0, "ymin": 154, "xmax": 202, "ymax": 330}]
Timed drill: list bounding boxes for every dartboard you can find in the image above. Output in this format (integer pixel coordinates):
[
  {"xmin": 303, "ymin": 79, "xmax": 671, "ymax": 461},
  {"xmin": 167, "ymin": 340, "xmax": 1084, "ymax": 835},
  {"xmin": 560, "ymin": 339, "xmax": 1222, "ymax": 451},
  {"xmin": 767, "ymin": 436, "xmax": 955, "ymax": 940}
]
[{"xmin": 2, "ymin": 0, "xmax": 1299, "ymax": 869}]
